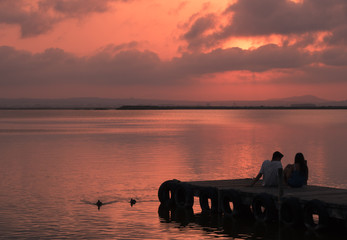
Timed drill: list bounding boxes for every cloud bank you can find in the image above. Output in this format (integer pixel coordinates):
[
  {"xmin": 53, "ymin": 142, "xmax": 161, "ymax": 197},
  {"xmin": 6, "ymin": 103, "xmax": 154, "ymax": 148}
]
[
  {"xmin": 0, "ymin": 0, "xmax": 129, "ymax": 37},
  {"xmin": 1, "ymin": 42, "xmax": 346, "ymax": 88},
  {"xmin": 0, "ymin": 0, "xmax": 347, "ymax": 99},
  {"xmin": 182, "ymin": 0, "xmax": 347, "ymax": 50}
]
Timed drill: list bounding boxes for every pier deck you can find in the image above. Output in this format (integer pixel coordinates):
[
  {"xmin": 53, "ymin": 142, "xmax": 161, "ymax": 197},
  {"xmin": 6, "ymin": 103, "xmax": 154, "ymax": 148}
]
[
  {"xmin": 158, "ymin": 178, "xmax": 347, "ymax": 231},
  {"xmin": 186, "ymin": 178, "xmax": 347, "ymax": 220},
  {"xmin": 187, "ymin": 178, "xmax": 347, "ymax": 207}
]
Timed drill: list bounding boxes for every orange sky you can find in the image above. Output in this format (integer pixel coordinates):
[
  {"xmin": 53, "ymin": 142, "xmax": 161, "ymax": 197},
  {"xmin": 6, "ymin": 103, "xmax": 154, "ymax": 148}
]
[{"xmin": 0, "ymin": 0, "xmax": 347, "ymax": 101}]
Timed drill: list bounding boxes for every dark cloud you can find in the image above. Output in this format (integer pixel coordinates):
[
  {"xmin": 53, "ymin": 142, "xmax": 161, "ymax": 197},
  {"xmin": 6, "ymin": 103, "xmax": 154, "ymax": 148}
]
[
  {"xmin": 182, "ymin": 14, "xmax": 216, "ymax": 51},
  {"xmin": 3, "ymin": 42, "xmax": 346, "ymax": 89},
  {"xmin": 224, "ymin": 0, "xmax": 347, "ymax": 36},
  {"xmin": 182, "ymin": 0, "xmax": 347, "ymax": 50},
  {"xmin": 172, "ymin": 44, "xmax": 312, "ymax": 78},
  {"xmin": 97, "ymin": 41, "xmax": 141, "ymax": 54},
  {"xmin": 0, "ymin": 0, "xmax": 130, "ymax": 37},
  {"xmin": 324, "ymin": 26, "xmax": 347, "ymax": 46},
  {"xmin": 183, "ymin": 14, "xmax": 215, "ymax": 40},
  {"xmin": 319, "ymin": 47, "xmax": 347, "ymax": 67},
  {"xmin": 0, "ymin": 46, "xmax": 163, "ymax": 86}
]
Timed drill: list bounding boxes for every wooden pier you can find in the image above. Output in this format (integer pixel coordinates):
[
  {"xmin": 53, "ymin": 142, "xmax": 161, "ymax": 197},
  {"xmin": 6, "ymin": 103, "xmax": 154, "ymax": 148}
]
[{"xmin": 158, "ymin": 178, "xmax": 347, "ymax": 232}]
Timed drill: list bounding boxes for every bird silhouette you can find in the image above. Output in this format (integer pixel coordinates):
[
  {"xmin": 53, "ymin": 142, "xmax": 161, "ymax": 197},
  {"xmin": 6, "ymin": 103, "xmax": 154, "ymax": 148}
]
[
  {"xmin": 130, "ymin": 198, "xmax": 136, "ymax": 207},
  {"xmin": 81, "ymin": 199, "xmax": 118, "ymax": 210}
]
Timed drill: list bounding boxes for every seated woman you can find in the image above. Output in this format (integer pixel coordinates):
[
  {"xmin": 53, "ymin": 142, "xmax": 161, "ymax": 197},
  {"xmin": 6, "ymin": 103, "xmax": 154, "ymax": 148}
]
[{"xmin": 283, "ymin": 153, "xmax": 308, "ymax": 188}]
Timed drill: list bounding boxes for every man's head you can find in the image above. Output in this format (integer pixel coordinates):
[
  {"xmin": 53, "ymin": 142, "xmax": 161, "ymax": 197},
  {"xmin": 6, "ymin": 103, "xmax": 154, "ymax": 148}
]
[{"xmin": 272, "ymin": 151, "xmax": 284, "ymax": 161}]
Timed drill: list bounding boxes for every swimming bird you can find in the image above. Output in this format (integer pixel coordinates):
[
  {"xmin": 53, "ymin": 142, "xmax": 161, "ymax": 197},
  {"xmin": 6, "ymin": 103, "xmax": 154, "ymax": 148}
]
[
  {"xmin": 130, "ymin": 198, "xmax": 136, "ymax": 207},
  {"xmin": 81, "ymin": 199, "xmax": 119, "ymax": 210},
  {"xmin": 95, "ymin": 200, "xmax": 103, "ymax": 210}
]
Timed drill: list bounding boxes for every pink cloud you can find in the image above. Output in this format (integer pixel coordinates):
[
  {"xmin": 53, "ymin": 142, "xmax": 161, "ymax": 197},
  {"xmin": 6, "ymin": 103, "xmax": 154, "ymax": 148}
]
[{"xmin": 0, "ymin": 0, "xmax": 347, "ymax": 100}]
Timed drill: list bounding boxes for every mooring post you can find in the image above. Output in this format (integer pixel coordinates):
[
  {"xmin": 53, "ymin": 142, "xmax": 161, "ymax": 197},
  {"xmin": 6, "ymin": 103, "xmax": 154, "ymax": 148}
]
[{"xmin": 278, "ymin": 168, "xmax": 283, "ymax": 222}]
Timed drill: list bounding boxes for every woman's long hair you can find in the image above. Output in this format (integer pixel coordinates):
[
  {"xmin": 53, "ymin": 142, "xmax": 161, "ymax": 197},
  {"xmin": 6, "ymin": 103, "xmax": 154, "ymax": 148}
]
[{"xmin": 295, "ymin": 152, "xmax": 308, "ymax": 180}]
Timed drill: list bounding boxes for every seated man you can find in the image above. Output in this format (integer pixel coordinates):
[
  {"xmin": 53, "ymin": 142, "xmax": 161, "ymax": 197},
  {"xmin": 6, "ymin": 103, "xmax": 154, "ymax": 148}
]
[{"xmin": 250, "ymin": 151, "xmax": 284, "ymax": 187}]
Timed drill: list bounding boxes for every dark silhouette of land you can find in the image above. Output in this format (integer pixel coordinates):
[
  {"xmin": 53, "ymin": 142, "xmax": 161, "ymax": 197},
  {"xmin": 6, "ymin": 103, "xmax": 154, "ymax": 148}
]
[
  {"xmin": 1, "ymin": 95, "xmax": 346, "ymax": 109},
  {"xmin": 117, "ymin": 105, "xmax": 347, "ymax": 110}
]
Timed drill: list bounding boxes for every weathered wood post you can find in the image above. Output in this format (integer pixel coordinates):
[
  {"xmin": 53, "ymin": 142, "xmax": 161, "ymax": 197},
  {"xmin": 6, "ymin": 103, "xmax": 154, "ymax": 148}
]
[{"xmin": 278, "ymin": 168, "xmax": 283, "ymax": 222}]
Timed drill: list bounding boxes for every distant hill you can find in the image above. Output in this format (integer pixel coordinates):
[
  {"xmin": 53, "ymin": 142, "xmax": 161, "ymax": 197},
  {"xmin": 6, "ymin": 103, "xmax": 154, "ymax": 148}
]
[
  {"xmin": 323, "ymin": 100, "xmax": 347, "ymax": 107},
  {"xmin": 268, "ymin": 95, "xmax": 328, "ymax": 104},
  {"xmin": 0, "ymin": 95, "xmax": 346, "ymax": 109},
  {"xmin": 207, "ymin": 95, "xmax": 340, "ymax": 107}
]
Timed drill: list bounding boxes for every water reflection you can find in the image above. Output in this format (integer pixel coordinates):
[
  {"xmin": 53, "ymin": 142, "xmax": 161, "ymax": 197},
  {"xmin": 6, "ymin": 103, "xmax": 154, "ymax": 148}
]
[
  {"xmin": 158, "ymin": 204, "xmax": 346, "ymax": 240},
  {"xmin": 1, "ymin": 110, "xmax": 347, "ymax": 239}
]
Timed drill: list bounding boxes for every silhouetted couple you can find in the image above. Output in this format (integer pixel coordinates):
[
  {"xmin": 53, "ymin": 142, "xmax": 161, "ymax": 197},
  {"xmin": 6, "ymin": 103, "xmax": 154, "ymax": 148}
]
[{"xmin": 250, "ymin": 151, "xmax": 308, "ymax": 188}]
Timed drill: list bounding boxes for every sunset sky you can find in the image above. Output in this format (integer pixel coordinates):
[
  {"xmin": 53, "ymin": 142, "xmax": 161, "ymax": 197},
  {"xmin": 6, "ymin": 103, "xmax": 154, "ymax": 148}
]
[{"xmin": 1, "ymin": 0, "xmax": 347, "ymax": 101}]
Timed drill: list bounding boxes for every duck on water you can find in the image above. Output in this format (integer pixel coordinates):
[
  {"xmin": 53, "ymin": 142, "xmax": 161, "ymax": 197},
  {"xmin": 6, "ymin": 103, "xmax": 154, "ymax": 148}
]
[{"xmin": 87, "ymin": 198, "xmax": 136, "ymax": 210}]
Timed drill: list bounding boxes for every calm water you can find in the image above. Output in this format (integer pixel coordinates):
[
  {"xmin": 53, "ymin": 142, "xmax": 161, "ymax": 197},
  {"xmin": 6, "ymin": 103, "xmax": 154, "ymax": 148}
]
[{"xmin": 0, "ymin": 109, "xmax": 346, "ymax": 239}]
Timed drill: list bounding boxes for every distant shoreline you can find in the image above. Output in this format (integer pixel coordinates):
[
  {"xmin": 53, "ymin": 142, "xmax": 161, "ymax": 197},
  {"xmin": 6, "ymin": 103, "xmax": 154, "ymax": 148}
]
[
  {"xmin": 1, "ymin": 105, "xmax": 347, "ymax": 110},
  {"xmin": 117, "ymin": 105, "xmax": 347, "ymax": 110}
]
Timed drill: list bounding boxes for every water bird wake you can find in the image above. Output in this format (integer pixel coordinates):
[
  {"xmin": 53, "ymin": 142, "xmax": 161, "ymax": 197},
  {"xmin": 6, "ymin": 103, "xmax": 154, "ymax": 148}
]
[{"xmin": 81, "ymin": 199, "xmax": 119, "ymax": 210}]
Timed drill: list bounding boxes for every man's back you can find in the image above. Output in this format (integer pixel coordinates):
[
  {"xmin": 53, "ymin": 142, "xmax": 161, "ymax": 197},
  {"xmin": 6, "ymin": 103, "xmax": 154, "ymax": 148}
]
[{"xmin": 260, "ymin": 160, "xmax": 283, "ymax": 187}]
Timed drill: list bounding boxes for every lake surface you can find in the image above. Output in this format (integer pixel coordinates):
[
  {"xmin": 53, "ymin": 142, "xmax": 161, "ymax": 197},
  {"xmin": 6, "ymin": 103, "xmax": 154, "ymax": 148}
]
[{"xmin": 0, "ymin": 109, "xmax": 346, "ymax": 239}]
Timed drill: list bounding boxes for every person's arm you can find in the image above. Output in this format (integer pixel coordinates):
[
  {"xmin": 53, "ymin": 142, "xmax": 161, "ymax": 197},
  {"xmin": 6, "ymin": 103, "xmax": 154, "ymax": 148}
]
[{"xmin": 249, "ymin": 173, "xmax": 262, "ymax": 187}]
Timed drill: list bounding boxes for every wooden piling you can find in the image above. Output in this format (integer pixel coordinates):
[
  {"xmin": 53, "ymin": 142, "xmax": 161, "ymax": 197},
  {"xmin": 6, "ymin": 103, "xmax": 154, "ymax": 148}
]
[{"xmin": 278, "ymin": 168, "xmax": 283, "ymax": 222}]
